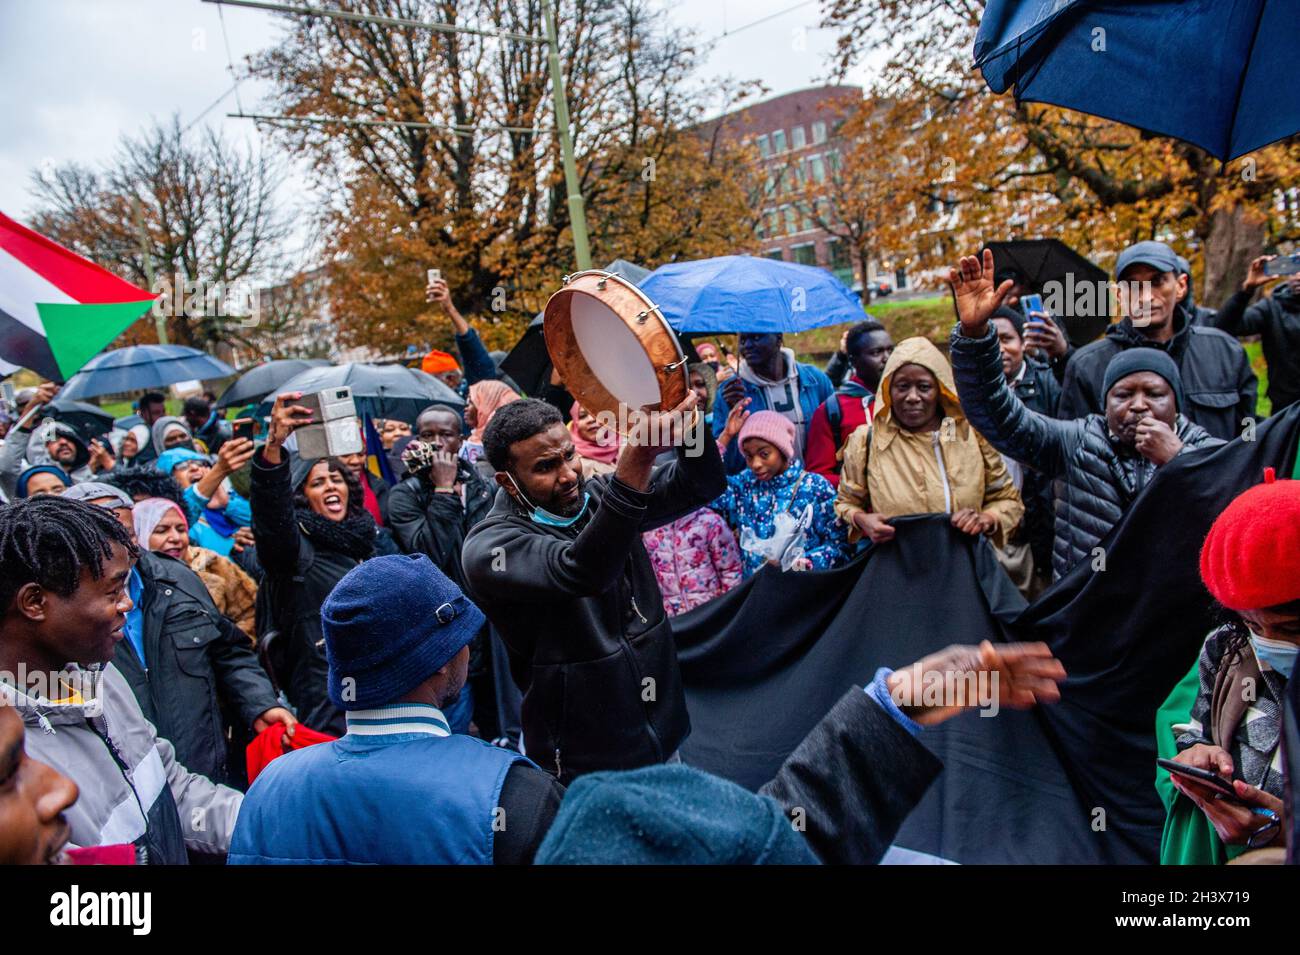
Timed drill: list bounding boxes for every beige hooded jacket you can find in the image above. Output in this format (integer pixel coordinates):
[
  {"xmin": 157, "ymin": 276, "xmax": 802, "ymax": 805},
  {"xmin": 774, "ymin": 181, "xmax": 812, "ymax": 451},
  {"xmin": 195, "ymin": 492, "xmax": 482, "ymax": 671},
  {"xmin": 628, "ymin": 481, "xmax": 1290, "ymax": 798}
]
[{"xmin": 833, "ymin": 337, "xmax": 1023, "ymax": 546}]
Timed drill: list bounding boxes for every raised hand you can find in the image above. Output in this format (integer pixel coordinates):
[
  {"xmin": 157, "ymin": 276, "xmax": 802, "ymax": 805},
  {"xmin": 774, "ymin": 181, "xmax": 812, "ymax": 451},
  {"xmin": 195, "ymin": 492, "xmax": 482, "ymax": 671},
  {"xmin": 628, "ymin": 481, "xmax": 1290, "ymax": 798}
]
[
  {"xmin": 886, "ymin": 640, "xmax": 1065, "ymax": 726},
  {"xmin": 948, "ymin": 248, "xmax": 1014, "ymax": 335}
]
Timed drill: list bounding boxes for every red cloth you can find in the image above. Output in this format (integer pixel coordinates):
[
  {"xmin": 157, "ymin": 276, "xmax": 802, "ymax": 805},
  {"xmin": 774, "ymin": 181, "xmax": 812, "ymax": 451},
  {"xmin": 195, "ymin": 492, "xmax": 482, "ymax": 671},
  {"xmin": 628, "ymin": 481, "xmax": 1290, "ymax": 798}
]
[
  {"xmin": 360, "ymin": 472, "xmax": 383, "ymax": 526},
  {"xmin": 246, "ymin": 722, "xmax": 337, "ymax": 784},
  {"xmin": 804, "ymin": 385, "xmax": 875, "ymax": 488},
  {"xmin": 1200, "ymin": 468, "xmax": 1300, "ymax": 611},
  {"xmin": 65, "ymin": 844, "xmax": 137, "ymax": 865}
]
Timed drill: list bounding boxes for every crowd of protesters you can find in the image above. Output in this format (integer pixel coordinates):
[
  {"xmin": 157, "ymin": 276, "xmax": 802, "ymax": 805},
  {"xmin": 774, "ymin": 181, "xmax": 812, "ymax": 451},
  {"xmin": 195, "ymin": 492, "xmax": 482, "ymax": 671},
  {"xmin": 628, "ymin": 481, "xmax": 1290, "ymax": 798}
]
[{"xmin": 0, "ymin": 243, "xmax": 1297, "ymax": 866}]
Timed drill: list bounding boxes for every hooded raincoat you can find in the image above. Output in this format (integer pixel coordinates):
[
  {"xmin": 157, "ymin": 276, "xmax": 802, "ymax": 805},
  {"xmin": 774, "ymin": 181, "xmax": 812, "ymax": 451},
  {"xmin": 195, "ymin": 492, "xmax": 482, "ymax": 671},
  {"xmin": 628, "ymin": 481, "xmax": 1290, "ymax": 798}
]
[{"xmin": 834, "ymin": 337, "xmax": 1023, "ymax": 548}]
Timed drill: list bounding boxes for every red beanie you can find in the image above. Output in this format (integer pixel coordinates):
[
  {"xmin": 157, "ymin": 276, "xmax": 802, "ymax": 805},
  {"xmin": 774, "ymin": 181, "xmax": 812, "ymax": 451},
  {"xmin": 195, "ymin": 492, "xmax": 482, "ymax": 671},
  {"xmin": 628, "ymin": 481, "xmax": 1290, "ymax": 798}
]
[
  {"xmin": 738, "ymin": 410, "xmax": 796, "ymax": 462},
  {"xmin": 1200, "ymin": 468, "xmax": 1300, "ymax": 611}
]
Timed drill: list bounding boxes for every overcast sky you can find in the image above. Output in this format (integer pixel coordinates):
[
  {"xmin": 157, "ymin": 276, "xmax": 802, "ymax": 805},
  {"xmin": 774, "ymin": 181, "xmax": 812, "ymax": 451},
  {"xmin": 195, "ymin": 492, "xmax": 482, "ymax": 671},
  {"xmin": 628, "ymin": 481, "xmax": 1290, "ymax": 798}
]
[{"xmin": 0, "ymin": 0, "xmax": 875, "ymax": 246}]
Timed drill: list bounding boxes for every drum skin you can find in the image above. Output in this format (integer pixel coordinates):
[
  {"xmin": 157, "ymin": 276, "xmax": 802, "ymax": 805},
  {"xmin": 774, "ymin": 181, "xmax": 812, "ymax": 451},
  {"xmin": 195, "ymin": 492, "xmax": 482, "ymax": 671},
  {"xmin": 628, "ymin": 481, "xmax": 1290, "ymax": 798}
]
[{"xmin": 543, "ymin": 270, "xmax": 688, "ymax": 421}]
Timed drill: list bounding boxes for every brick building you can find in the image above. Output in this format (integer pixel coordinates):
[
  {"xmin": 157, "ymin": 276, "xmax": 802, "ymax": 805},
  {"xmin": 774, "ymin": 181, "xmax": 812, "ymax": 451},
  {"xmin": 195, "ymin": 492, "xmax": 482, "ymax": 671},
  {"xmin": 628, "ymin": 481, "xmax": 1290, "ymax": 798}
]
[{"xmin": 702, "ymin": 84, "xmax": 908, "ymax": 295}]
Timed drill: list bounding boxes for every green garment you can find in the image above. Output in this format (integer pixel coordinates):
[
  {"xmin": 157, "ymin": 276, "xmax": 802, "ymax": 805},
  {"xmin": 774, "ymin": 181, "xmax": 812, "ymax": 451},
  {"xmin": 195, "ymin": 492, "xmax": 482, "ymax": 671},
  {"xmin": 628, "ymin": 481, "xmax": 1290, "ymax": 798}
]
[{"xmin": 1156, "ymin": 661, "xmax": 1248, "ymax": 864}]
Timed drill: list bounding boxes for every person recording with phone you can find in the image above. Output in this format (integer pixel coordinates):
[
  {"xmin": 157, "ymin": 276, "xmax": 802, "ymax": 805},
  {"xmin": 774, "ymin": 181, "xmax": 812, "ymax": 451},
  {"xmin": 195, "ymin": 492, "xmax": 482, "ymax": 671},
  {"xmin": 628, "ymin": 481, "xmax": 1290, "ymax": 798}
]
[
  {"xmin": 1204, "ymin": 253, "xmax": 1300, "ymax": 415},
  {"xmin": 1158, "ymin": 471, "xmax": 1299, "ymax": 861},
  {"xmin": 424, "ymin": 270, "xmax": 499, "ymax": 400}
]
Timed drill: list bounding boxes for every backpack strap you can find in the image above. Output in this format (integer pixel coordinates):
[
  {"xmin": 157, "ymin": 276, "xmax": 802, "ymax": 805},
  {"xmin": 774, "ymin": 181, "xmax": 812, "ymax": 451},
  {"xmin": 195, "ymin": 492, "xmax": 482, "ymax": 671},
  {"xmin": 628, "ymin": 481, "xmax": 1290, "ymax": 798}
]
[{"xmin": 826, "ymin": 394, "xmax": 844, "ymax": 453}]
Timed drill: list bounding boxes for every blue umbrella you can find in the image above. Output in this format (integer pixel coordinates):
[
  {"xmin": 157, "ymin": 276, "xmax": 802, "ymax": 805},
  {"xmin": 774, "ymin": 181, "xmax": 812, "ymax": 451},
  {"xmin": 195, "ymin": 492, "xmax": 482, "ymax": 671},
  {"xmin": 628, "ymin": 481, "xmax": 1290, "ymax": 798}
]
[
  {"xmin": 975, "ymin": 0, "xmax": 1299, "ymax": 162},
  {"xmin": 640, "ymin": 255, "xmax": 865, "ymax": 334},
  {"xmin": 58, "ymin": 345, "xmax": 236, "ymax": 401}
]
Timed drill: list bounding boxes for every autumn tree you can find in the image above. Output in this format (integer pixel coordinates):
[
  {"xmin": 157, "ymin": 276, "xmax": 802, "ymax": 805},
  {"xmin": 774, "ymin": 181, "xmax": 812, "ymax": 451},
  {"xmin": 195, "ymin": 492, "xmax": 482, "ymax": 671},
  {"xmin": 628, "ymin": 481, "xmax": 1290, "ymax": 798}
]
[
  {"xmin": 820, "ymin": 0, "xmax": 1300, "ymax": 304},
  {"xmin": 247, "ymin": 0, "xmax": 761, "ymax": 356},
  {"xmin": 29, "ymin": 116, "xmax": 292, "ymax": 354}
]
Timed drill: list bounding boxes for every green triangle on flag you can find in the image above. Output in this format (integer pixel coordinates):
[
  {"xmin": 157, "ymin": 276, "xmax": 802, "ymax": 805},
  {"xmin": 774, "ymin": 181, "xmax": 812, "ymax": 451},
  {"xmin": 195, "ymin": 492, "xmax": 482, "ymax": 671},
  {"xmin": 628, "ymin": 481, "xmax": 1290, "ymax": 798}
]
[{"xmin": 35, "ymin": 299, "xmax": 157, "ymax": 380}]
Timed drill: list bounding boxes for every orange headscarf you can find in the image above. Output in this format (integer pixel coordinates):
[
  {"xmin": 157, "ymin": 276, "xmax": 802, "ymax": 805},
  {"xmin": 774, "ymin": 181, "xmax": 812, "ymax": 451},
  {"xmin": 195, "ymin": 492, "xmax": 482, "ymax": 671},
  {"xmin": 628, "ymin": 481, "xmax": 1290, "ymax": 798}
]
[{"xmin": 468, "ymin": 379, "xmax": 521, "ymax": 444}]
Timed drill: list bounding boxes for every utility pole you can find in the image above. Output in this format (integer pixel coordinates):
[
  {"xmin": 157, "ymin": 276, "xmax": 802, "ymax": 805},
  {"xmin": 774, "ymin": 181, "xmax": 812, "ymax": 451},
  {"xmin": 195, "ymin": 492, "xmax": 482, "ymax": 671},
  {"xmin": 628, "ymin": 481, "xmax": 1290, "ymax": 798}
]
[{"xmin": 542, "ymin": 0, "xmax": 592, "ymax": 270}]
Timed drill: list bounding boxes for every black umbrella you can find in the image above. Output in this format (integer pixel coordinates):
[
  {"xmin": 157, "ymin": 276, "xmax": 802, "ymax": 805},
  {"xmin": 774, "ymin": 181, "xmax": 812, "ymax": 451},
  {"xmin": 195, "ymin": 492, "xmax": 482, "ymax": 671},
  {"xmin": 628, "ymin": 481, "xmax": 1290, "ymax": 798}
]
[
  {"xmin": 500, "ymin": 259, "xmax": 652, "ymax": 396},
  {"xmin": 984, "ymin": 239, "xmax": 1111, "ymax": 347},
  {"xmin": 257, "ymin": 362, "xmax": 464, "ymax": 425},
  {"xmin": 217, "ymin": 358, "xmax": 331, "ymax": 409},
  {"xmin": 46, "ymin": 397, "xmax": 115, "ymax": 444}
]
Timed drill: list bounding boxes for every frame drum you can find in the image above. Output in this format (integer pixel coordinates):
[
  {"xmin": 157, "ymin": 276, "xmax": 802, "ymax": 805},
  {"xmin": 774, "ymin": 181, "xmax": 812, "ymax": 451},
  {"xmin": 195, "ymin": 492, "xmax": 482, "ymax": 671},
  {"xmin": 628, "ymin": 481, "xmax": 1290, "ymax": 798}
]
[{"xmin": 542, "ymin": 270, "xmax": 689, "ymax": 423}]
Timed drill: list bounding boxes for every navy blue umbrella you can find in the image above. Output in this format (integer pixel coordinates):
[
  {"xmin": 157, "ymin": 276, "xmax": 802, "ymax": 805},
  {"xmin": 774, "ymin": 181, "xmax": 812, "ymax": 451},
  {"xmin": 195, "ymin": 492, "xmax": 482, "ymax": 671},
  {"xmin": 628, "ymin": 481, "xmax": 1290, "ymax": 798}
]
[
  {"xmin": 216, "ymin": 358, "xmax": 330, "ymax": 408},
  {"xmin": 640, "ymin": 255, "xmax": 865, "ymax": 334},
  {"xmin": 58, "ymin": 345, "xmax": 236, "ymax": 401},
  {"xmin": 975, "ymin": 0, "xmax": 1299, "ymax": 162}
]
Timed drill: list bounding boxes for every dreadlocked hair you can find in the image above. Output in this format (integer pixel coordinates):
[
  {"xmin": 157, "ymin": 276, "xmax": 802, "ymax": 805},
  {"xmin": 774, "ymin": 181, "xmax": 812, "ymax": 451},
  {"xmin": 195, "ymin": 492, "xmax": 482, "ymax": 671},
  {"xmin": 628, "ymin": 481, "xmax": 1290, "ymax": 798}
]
[
  {"xmin": 101, "ymin": 466, "xmax": 185, "ymax": 509},
  {"xmin": 0, "ymin": 496, "xmax": 139, "ymax": 612}
]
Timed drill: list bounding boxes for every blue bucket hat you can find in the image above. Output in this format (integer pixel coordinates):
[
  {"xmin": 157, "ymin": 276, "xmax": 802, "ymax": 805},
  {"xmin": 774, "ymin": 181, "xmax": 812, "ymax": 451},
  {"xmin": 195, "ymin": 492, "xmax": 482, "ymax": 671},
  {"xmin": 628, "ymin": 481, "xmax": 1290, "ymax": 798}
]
[{"xmin": 321, "ymin": 554, "xmax": 485, "ymax": 710}]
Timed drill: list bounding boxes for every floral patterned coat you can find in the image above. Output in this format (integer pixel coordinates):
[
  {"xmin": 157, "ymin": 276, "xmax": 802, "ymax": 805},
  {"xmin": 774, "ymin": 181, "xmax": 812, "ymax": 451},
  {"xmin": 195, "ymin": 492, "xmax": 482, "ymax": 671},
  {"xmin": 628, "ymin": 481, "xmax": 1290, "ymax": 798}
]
[{"xmin": 641, "ymin": 507, "xmax": 743, "ymax": 616}]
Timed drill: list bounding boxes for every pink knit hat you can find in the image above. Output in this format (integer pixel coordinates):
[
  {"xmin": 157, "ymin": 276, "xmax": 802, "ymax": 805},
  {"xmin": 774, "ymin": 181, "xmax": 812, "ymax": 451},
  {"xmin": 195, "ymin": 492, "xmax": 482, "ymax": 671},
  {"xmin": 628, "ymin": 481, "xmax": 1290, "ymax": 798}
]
[{"xmin": 738, "ymin": 410, "xmax": 796, "ymax": 462}]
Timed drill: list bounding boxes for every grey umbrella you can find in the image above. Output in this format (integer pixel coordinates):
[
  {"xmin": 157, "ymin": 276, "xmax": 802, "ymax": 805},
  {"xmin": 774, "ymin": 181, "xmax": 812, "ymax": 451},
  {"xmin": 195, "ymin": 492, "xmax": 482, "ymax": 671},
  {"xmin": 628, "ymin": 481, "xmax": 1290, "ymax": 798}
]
[{"xmin": 257, "ymin": 362, "xmax": 464, "ymax": 425}]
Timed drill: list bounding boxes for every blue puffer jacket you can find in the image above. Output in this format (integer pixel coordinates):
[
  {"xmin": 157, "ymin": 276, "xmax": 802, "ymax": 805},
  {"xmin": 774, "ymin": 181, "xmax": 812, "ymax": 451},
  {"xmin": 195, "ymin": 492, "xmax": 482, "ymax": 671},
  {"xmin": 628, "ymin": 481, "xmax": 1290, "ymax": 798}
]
[{"xmin": 950, "ymin": 324, "xmax": 1222, "ymax": 579}]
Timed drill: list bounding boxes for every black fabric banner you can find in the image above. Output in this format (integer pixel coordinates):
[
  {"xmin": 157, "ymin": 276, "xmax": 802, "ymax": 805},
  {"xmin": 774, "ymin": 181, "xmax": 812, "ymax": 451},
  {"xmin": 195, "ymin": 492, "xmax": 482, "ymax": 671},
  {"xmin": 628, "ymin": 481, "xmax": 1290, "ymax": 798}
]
[{"xmin": 674, "ymin": 403, "xmax": 1300, "ymax": 864}]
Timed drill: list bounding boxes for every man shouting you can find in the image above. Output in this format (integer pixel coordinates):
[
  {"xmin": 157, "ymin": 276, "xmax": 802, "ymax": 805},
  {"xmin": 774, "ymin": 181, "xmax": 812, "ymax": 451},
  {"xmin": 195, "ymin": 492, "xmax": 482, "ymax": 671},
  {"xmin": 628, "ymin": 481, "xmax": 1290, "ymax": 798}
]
[{"xmin": 463, "ymin": 393, "xmax": 723, "ymax": 783}]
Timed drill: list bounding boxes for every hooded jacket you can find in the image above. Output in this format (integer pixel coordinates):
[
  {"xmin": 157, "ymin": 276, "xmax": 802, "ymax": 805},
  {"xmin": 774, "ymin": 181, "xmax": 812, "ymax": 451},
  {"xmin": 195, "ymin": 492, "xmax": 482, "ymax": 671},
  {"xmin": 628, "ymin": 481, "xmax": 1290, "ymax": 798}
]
[
  {"xmin": 0, "ymin": 421, "xmax": 93, "ymax": 500},
  {"xmin": 150, "ymin": 416, "xmax": 195, "ymax": 455},
  {"xmin": 711, "ymin": 348, "xmax": 834, "ymax": 474},
  {"xmin": 462, "ymin": 437, "xmax": 726, "ymax": 784},
  {"xmin": 1207, "ymin": 282, "xmax": 1300, "ymax": 413},
  {"xmin": 950, "ymin": 323, "xmax": 1223, "ymax": 579},
  {"xmin": 834, "ymin": 337, "xmax": 1024, "ymax": 548},
  {"xmin": 8, "ymin": 665, "xmax": 241, "ymax": 863},
  {"xmin": 1058, "ymin": 302, "xmax": 1257, "ymax": 440}
]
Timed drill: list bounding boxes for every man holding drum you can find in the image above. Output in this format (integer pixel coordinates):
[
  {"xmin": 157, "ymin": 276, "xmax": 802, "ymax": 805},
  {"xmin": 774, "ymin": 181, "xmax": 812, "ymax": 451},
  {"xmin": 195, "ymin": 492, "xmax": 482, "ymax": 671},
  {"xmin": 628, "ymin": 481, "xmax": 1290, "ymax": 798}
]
[{"xmin": 462, "ymin": 390, "xmax": 725, "ymax": 784}]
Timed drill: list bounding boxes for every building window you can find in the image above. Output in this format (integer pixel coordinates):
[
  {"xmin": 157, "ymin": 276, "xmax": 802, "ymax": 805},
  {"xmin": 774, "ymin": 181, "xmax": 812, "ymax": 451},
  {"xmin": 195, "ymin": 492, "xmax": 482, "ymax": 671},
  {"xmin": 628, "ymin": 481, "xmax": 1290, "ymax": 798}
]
[
  {"xmin": 791, "ymin": 125, "xmax": 806, "ymax": 149},
  {"xmin": 812, "ymin": 120, "xmax": 827, "ymax": 144},
  {"xmin": 826, "ymin": 149, "xmax": 840, "ymax": 173},
  {"xmin": 765, "ymin": 248, "xmax": 785, "ymax": 261},
  {"xmin": 801, "ymin": 203, "xmax": 814, "ymax": 232},
  {"xmin": 757, "ymin": 134, "xmax": 771, "ymax": 158},
  {"xmin": 767, "ymin": 210, "xmax": 781, "ymax": 235},
  {"xmin": 828, "ymin": 238, "xmax": 852, "ymax": 271},
  {"xmin": 792, "ymin": 243, "xmax": 817, "ymax": 266},
  {"xmin": 810, "ymin": 154, "xmax": 826, "ymax": 184},
  {"xmin": 764, "ymin": 173, "xmax": 776, "ymax": 197},
  {"xmin": 783, "ymin": 206, "xmax": 797, "ymax": 234},
  {"xmin": 772, "ymin": 129, "xmax": 787, "ymax": 153}
]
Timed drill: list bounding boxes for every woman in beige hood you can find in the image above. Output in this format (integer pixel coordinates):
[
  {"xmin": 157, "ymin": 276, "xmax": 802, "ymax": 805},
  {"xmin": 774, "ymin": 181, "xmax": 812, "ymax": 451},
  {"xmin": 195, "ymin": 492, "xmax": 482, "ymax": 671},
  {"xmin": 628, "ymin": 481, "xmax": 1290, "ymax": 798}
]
[{"xmin": 834, "ymin": 336, "xmax": 1022, "ymax": 548}]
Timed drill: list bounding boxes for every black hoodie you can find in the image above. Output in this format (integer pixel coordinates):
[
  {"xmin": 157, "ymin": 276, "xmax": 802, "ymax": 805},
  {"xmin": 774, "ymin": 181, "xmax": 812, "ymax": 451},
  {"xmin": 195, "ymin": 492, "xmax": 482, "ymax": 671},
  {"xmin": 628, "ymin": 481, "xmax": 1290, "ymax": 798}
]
[
  {"xmin": 1059, "ymin": 301, "xmax": 1257, "ymax": 441},
  {"xmin": 1206, "ymin": 282, "xmax": 1300, "ymax": 414}
]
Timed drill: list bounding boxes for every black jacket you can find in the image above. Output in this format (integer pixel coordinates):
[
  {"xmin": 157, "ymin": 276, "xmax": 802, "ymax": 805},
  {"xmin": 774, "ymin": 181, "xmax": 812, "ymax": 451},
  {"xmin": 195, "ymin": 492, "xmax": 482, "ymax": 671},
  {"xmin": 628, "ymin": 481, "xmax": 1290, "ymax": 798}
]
[
  {"xmin": 1207, "ymin": 284, "xmax": 1300, "ymax": 414},
  {"xmin": 1058, "ymin": 303, "xmax": 1257, "ymax": 441},
  {"xmin": 951, "ymin": 324, "xmax": 1222, "ymax": 579},
  {"xmin": 462, "ymin": 438, "xmax": 726, "ymax": 784},
  {"xmin": 250, "ymin": 451, "xmax": 362, "ymax": 736},
  {"xmin": 387, "ymin": 460, "xmax": 494, "ymax": 590},
  {"xmin": 1008, "ymin": 358, "xmax": 1061, "ymax": 576},
  {"xmin": 112, "ymin": 550, "xmax": 279, "ymax": 786}
]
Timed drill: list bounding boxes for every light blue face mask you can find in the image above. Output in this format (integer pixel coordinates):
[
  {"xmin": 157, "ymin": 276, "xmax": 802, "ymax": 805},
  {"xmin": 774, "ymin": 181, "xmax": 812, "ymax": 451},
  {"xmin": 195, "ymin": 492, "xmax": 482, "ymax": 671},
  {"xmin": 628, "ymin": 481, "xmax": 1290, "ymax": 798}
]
[
  {"xmin": 1251, "ymin": 635, "xmax": 1298, "ymax": 679},
  {"xmin": 506, "ymin": 474, "xmax": 590, "ymax": 528}
]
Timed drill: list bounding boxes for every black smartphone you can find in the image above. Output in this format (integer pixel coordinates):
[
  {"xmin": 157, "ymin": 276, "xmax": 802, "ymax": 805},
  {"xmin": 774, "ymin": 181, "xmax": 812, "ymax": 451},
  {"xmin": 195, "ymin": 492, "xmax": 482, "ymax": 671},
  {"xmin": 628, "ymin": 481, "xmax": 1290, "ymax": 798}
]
[
  {"xmin": 1156, "ymin": 757, "xmax": 1240, "ymax": 798},
  {"xmin": 232, "ymin": 418, "xmax": 256, "ymax": 442},
  {"xmin": 1263, "ymin": 253, "xmax": 1300, "ymax": 277}
]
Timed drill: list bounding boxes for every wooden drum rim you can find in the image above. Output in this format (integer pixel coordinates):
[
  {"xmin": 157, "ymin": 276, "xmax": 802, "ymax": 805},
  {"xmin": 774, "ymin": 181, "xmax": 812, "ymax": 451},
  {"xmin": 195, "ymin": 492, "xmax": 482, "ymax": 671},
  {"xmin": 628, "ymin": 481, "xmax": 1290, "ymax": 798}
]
[{"xmin": 542, "ymin": 270, "xmax": 689, "ymax": 423}]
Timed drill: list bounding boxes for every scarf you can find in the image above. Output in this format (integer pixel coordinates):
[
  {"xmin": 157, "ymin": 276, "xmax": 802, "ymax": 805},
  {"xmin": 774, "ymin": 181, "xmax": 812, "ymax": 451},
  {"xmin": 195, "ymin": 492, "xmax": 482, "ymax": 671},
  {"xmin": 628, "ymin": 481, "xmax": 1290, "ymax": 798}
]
[
  {"xmin": 133, "ymin": 497, "xmax": 187, "ymax": 543},
  {"xmin": 569, "ymin": 401, "xmax": 620, "ymax": 465},
  {"xmin": 296, "ymin": 507, "xmax": 376, "ymax": 560},
  {"xmin": 468, "ymin": 379, "xmax": 521, "ymax": 444}
]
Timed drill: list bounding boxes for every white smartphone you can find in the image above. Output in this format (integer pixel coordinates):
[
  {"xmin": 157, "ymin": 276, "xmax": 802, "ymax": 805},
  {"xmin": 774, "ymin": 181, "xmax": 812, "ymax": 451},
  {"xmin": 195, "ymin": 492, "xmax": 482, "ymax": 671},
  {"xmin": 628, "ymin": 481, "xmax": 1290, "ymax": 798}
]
[{"xmin": 427, "ymin": 268, "xmax": 442, "ymax": 285}]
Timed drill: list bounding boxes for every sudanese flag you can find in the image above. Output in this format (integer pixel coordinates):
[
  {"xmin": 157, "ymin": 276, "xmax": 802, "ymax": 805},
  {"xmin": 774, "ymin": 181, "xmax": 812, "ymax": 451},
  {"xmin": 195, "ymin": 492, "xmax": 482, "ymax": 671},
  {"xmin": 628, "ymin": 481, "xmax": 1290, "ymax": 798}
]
[{"xmin": 0, "ymin": 211, "xmax": 155, "ymax": 381}]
